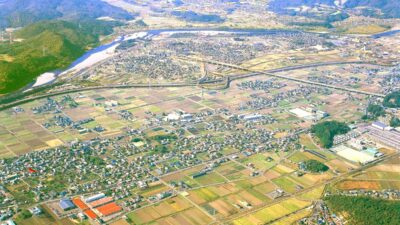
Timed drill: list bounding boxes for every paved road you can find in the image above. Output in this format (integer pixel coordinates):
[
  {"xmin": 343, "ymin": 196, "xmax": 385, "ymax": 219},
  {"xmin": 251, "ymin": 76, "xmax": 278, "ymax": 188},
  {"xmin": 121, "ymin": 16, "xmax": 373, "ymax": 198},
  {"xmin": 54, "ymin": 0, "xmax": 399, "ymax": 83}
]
[{"xmin": 182, "ymin": 56, "xmax": 388, "ymax": 98}]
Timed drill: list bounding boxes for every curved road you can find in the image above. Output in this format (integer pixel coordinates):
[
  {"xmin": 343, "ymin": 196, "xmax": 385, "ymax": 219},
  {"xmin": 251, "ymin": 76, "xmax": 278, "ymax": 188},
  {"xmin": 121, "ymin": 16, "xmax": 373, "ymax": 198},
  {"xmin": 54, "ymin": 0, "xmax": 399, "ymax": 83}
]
[{"xmin": 183, "ymin": 56, "xmax": 391, "ymax": 98}]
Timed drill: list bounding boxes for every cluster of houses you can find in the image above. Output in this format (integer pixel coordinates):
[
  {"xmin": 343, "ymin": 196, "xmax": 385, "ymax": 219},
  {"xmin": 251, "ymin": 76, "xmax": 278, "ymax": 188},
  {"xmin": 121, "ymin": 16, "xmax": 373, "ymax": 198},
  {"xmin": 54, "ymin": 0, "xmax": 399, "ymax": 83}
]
[
  {"xmin": 237, "ymin": 79, "xmax": 287, "ymax": 92},
  {"xmin": 327, "ymin": 189, "xmax": 400, "ymax": 200},
  {"xmin": 92, "ymin": 47, "xmax": 200, "ymax": 82},
  {"xmin": 0, "ymin": 104, "xmax": 304, "ymax": 217},
  {"xmin": 239, "ymin": 84, "xmax": 331, "ymax": 111}
]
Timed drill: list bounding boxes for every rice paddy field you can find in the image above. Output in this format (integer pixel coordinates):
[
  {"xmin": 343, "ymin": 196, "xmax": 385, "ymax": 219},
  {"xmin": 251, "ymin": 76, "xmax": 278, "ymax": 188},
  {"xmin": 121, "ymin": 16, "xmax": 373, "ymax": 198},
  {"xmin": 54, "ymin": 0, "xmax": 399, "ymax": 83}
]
[
  {"xmin": 123, "ymin": 144, "xmax": 341, "ymax": 225},
  {"xmin": 138, "ymin": 147, "xmax": 341, "ymax": 224},
  {"xmin": 231, "ymin": 198, "xmax": 312, "ymax": 225},
  {"xmin": 333, "ymin": 155, "xmax": 400, "ymax": 191},
  {"xmin": 126, "ymin": 196, "xmax": 209, "ymax": 225},
  {"xmin": 1, "ymin": 53, "xmax": 398, "ymax": 225}
]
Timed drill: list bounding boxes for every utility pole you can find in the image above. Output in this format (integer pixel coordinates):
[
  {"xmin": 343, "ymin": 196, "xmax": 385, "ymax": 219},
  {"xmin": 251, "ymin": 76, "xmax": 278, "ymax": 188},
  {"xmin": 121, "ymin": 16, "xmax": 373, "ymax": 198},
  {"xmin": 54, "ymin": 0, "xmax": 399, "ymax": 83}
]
[{"xmin": 365, "ymin": 97, "xmax": 371, "ymax": 117}]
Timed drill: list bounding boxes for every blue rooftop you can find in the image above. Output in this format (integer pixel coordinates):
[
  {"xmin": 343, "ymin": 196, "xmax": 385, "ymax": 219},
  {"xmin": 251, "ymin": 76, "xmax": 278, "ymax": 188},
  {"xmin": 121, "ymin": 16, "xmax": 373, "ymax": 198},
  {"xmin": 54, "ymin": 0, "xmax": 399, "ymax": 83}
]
[{"xmin": 59, "ymin": 199, "xmax": 75, "ymax": 210}]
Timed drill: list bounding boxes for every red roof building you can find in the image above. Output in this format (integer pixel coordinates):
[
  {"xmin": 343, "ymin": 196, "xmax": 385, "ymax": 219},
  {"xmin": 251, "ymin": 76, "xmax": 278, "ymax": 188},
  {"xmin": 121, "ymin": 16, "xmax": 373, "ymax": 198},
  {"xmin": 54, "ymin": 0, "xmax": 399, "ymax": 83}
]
[
  {"xmin": 72, "ymin": 198, "xmax": 89, "ymax": 210},
  {"xmin": 95, "ymin": 202, "xmax": 122, "ymax": 216},
  {"xmin": 84, "ymin": 209, "xmax": 98, "ymax": 219}
]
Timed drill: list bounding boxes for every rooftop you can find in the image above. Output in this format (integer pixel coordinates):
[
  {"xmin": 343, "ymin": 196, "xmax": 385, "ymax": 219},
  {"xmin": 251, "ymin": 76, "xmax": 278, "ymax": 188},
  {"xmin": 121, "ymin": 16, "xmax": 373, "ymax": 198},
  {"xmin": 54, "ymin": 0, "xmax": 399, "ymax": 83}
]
[{"xmin": 95, "ymin": 202, "xmax": 122, "ymax": 217}]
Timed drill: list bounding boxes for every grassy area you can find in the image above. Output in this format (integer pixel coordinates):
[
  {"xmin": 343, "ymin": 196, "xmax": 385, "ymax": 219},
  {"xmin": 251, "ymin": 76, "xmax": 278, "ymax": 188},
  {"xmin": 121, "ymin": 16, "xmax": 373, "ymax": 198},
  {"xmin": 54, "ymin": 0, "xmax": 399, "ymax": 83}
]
[
  {"xmin": 345, "ymin": 25, "xmax": 389, "ymax": 34},
  {"xmin": 272, "ymin": 176, "xmax": 300, "ymax": 193},
  {"xmin": 190, "ymin": 188, "xmax": 219, "ymax": 202},
  {"xmin": 299, "ymin": 185, "xmax": 325, "ymax": 200}
]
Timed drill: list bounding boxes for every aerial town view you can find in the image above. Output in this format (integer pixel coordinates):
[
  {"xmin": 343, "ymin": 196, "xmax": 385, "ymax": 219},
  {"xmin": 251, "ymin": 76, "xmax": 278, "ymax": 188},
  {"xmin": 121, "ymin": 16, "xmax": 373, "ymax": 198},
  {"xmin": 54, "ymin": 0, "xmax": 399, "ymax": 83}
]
[{"xmin": 0, "ymin": 0, "xmax": 400, "ymax": 225}]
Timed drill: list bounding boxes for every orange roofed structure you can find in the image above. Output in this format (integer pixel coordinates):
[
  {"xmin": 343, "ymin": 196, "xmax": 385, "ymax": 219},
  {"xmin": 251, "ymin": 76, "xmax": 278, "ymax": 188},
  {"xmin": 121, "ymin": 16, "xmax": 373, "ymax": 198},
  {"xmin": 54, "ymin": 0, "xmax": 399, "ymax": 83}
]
[
  {"xmin": 95, "ymin": 202, "xmax": 122, "ymax": 216},
  {"xmin": 72, "ymin": 198, "xmax": 88, "ymax": 210},
  {"xmin": 84, "ymin": 209, "xmax": 98, "ymax": 219}
]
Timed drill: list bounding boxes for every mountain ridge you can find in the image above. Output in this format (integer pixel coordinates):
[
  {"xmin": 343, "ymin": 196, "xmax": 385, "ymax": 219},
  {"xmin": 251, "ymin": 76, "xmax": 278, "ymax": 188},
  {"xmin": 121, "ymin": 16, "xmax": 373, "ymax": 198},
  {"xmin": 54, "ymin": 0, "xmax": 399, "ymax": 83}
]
[
  {"xmin": 268, "ymin": 0, "xmax": 400, "ymax": 18},
  {"xmin": 0, "ymin": 0, "xmax": 134, "ymax": 28}
]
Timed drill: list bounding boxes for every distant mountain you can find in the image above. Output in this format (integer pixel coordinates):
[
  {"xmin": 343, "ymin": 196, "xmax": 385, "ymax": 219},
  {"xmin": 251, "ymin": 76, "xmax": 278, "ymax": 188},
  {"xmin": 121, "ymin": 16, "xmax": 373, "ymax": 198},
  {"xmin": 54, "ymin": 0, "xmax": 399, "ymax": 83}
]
[
  {"xmin": 269, "ymin": 0, "xmax": 400, "ymax": 18},
  {"xmin": 268, "ymin": 0, "xmax": 336, "ymax": 14},
  {"xmin": 0, "ymin": 0, "xmax": 134, "ymax": 28},
  {"xmin": 171, "ymin": 11, "xmax": 225, "ymax": 23},
  {"xmin": 0, "ymin": 20, "xmax": 117, "ymax": 93},
  {"xmin": 344, "ymin": 0, "xmax": 400, "ymax": 18}
]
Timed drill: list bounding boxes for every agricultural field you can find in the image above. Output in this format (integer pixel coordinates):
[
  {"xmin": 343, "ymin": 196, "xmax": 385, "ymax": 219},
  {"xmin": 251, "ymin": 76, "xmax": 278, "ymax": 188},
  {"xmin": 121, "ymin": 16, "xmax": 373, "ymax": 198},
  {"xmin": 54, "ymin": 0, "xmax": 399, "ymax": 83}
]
[
  {"xmin": 1, "ymin": 26, "xmax": 400, "ymax": 225},
  {"xmin": 126, "ymin": 196, "xmax": 210, "ymax": 225},
  {"xmin": 1, "ymin": 68, "xmax": 369, "ymax": 160},
  {"xmin": 231, "ymin": 198, "xmax": 312, "ymax": 225},
  {"xmin": 333, "ymin": 155, "xmax": 400, "ymax": 191},
  {"xmin": 0, "ymin": 1, "xmax": 399, "ymax": 225},
  {"xmin": 1, "ymin": 67, "xmax": 398, "ymax": 225}
]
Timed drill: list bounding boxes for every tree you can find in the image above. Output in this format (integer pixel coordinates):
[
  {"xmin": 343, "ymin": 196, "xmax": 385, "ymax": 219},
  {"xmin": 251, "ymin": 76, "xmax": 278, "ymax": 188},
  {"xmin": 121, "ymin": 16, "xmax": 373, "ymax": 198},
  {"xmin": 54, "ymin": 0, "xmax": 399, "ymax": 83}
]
[
  {"xmin": 325, "ymin": 195, "xmax": 400, "ymax": 225},
  {"xmin": 311, "ymin": 121, "xmax": 350, "ymax": 148},
  {"xmin": 367, "ymin": 104, "xmax": 385, "ymax": 119},
  {"xmin": 390, "ymin": 117, "xmax": 400, "ymax": 127},
  {"xmin": 383, "ymin": 91, "xmax": 400, "ymax": 108},
  {"xmin": 131, "ymin": 137, "xmax": 143, "ymax": 143},
  {"xmin": 17, "ymin": 209, "xmax": 32, "ymax": 220},
  {"xmin": 301, "ymin": 160, "xmax": 329, "ymax": 173}
]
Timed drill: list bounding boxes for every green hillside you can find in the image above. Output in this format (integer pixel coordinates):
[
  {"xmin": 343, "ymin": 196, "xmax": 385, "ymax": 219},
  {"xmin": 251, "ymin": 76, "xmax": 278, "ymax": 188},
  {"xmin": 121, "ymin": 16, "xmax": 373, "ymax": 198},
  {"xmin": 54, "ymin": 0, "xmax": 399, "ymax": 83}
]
[{"xmin": 0, "ymin": 20, "xmax": 117, "ymax": 94}]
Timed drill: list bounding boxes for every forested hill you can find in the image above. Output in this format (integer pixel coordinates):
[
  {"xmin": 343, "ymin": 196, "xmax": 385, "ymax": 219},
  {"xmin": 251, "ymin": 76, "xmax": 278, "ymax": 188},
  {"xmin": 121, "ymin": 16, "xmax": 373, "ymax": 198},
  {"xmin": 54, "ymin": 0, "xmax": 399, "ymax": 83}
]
[
  {"xmin": 0, "ymin": 0, "xmax": 133, "ymax": 28},
  {"xmin": 0, "ymin": 20, "xmax": 118, "ymax": 94}
]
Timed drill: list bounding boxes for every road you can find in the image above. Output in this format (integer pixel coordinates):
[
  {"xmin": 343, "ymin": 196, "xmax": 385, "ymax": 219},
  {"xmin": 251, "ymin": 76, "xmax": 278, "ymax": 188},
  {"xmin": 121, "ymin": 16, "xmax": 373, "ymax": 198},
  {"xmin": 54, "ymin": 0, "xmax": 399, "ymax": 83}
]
[
  {"xmin": 0, "ymin": 82, "xmax": 198, "ymax": 110},
  {"xmin": 181, "ymin": 56, "xmax": 388, "ymax": 98},
  {"xmin": 1, "ymin": 60, "xmax": 393, "ymax": 111}
]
